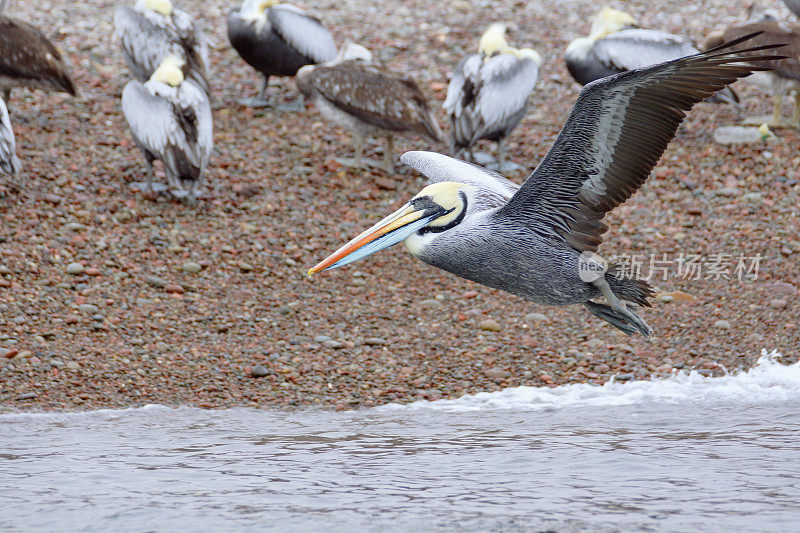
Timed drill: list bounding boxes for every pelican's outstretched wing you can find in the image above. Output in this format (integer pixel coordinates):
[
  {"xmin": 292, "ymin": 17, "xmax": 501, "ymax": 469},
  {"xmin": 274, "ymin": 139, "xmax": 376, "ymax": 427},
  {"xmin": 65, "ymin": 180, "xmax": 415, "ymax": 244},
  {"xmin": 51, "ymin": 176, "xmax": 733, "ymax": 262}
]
[
  {"xmin": 268, "ymin": 5, "xmax": 337, "ymax": 63},
  {"xmin": 496, "ymin": 36, "xmax": 782, "ymax": 252},
  {"xmin": 0, "ymin": 96, "xmax": 19, "ymax": 176}
]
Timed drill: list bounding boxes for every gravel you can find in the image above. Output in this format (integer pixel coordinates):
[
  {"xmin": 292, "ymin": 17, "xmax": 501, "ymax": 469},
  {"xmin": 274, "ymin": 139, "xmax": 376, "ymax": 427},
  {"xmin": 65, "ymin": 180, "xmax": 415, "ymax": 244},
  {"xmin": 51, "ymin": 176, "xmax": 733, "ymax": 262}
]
[{"xmin": 0, "ymin": 0, "xmax": 797, "ymax": 412}]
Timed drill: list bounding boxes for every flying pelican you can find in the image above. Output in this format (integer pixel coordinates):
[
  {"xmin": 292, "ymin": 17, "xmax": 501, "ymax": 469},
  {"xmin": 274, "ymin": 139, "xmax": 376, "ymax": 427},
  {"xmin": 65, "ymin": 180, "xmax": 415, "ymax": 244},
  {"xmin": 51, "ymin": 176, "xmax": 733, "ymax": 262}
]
[
  {"xmin": 443, "ymin": 23, "xmax": 542, "ymax": 172},
  {"xmin": 0, "ymin": 96, "xmax": 19, "ymax": 177},
  {"xmin": 308, "ymin": 37, "xmax": 780, "ymax": 337},
  {"xmin": 565, "ymin": 8, "xmax": 739, "ymax": 104},
  {"xmin": 0, "ymin": 1, "xmax": 76, "ymax": 105},
  {"xmin": 705, "ymin": 13, "xmax": 800, "ymax": 127},
  {"xmin": 114, "ymin": 0, "xmax": 211, "ymax": 95},
  {"xmin": 227, "ymin": 0, "xmax": 337, "ymax": 108},
  {"xmin": 121, "ymin": 56, "xmax": 213, "ymax": 203},
  {"xmin": 296, "ymin": 43, "xmax": 442, "ymax": 172}
]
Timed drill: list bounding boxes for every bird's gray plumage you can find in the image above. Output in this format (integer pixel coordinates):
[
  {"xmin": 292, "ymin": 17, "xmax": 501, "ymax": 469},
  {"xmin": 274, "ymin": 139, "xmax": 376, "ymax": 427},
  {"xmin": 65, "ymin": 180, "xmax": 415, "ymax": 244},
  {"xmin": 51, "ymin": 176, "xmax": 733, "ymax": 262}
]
[
  {"xmin": 783, "ymin": 0, "xmax": 800, "ymax": 17},
  {"xmin": 121, "ymin": 77, "xmax": 212, "ymax": 201},
  {"xmin": 395, "ymin": 38, "xmax": 780, "ymax": 335},
  {"xmin": 0, "ymin": 95, "xmax": 19, "ymax": 176},
  {"xmin": 566, "ymin": 28, "xmax": 739, "ymax": 104},
  {"xmin": 227, "ymin": 0, "xmax": 336, "ymax": 104},
  {"xmin": 297, "ymin": 47, "xmax": 441, "ymax": 170},
  {"xmin": 114, "ymin": 3, "xmax": 210, "ymax": 94}
]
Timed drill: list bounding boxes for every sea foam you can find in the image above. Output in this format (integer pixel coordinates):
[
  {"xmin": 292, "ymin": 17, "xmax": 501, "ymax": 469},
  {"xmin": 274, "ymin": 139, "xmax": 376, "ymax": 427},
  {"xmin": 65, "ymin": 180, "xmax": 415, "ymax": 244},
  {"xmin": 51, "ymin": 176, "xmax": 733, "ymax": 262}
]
[{"xmin": 384, "ymin": 349, "xmax": 799, "ymax": 412}]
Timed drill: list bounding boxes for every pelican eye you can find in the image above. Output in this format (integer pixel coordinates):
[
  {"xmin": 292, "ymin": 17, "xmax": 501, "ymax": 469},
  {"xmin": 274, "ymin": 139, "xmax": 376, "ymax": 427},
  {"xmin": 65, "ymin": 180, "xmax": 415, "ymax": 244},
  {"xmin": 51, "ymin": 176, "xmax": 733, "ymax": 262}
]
[{"xmin": 410, "ymin": 196, "xmax": 451, "ymax": 216}]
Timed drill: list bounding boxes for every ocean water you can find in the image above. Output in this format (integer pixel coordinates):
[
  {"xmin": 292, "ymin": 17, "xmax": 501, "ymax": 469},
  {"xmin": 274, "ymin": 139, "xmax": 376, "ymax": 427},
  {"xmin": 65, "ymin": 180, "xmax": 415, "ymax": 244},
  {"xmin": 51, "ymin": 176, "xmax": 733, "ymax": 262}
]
[{"xmin": 2, "ymin": 350, "xmax": 799, "ymax": 532}]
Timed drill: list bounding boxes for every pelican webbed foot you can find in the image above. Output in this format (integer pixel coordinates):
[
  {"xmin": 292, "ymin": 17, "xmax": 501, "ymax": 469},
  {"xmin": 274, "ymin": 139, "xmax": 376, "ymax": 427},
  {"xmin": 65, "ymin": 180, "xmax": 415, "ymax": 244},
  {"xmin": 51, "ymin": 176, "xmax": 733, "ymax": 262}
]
[{"xmin": 590, "ymin": 277, "xmax": 654, "ymax": 337}]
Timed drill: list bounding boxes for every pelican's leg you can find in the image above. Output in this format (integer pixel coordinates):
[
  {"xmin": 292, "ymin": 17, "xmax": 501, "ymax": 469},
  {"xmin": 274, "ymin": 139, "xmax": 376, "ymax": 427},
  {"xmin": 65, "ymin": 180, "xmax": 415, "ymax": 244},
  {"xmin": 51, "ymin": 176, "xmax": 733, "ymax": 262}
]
[
  {"xmin": 383, "ymin": 135, "xmax": 394, "ymax": 172},
  {"xmin": 238, "ymin": 75, "xmax": 272, "ymax": 107},
  {"xmin": 354, "ymin": 132, "xmax": 364, "ymax": 168},
  {"xmin": 590, "ymin": 277, "xmax": 653, "ymax": 337},
  {"xmin": 772, "ymin": 95, "xmax": 783, "ymax": 126},
  {"xmin": 497, "ymin": 139, "xmax": 506, "ymax": 172}
]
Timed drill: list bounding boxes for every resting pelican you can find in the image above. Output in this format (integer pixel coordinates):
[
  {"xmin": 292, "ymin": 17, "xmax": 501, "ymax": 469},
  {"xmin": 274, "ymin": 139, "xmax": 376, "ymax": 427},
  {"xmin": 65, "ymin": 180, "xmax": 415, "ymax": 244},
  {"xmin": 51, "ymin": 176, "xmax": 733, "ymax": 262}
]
[
  {"xmin": 114, "ymin": 0, "xmax": 210, "ymax": 95},
  {"xmin": 0, "ymin": 96, "xmax": 19, "ymax": 177},
  {"xmin": 705, "ymin": 13, "xmax": 800, "ymax": 127},
  {"xmin": 121, "ymin": 56, "xmax": 213, "ymax": 203},
  {"xmin": 296, "ymin": 43, "xmax": 442, "ymax": 172},
  {"xmin": 227, "ymin": 0, "xmax": 337, "ymax": 108},
  {"xmin": 565, "ymin": 8, "xmax": 739, "ymax": 104},
  {"xmin": 0, "ymin": 1, "xmax": 76, "ymax": 104},
  {"xmin": 309, "ymin": 37, "xmax": 779, "ymax": 337},
  {"xmin": 443, "ymin": 23, "xmax": 542, "ymax": 172}
]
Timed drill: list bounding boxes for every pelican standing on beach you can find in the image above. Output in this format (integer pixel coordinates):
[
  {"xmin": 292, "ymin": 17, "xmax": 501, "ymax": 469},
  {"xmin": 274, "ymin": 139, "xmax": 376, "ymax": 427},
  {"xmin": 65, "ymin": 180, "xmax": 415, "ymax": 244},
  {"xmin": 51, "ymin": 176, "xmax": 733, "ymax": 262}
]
[
  {"xmin": 227, "ymin": 0, "xmax": 337, "ymax": 108},
  {"xmin": 296, "ymin": 43, "xmax": 442, "ymax": 172},
  {"xmin": 0, "ymin": 0, "xmax": 76, "ymax": 104},
  {"xmin": 309, "ymin": 37, "xmax": 780, "ymax": 336},
  {"xmin": 565, "ymin": 8, "xmax": 739, "ymax": 104},
  {"xmin": 121, "ymin": 56, "xmax": 213, "ymax": 203},
  {"xmin": 705, "ymin": 13, "xmax": 800, "ymax": 127},
  {"xmin": 114, "ymin": 0, "xmax": 210, "ymax": 95},
  {"xmin": 0, "ymin": 96, "xmax": 19, "ymax": 177},
  {"xmin": 443, "ymin": 23, "xmax": 542, "ymax": 171}
]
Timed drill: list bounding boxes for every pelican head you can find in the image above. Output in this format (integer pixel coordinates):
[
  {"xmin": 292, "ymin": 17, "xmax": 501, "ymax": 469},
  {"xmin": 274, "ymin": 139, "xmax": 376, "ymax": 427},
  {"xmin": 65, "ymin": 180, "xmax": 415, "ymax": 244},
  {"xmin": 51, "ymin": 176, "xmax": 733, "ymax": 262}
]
[
  {"xmin": 137, "ymin": 0, "xmax": 173, "ymax": 16},
  {"xmin": 479, "ymin": 23, "xmax": 509, "ymax": 56},
  {"xmin": 511, "ymin": 47, "xmax": 543, "ymax": 66},
  {"xmin": 242, "ymin": 0, "xmax": 279, "ymax": 15},
  {"xmin": 332, "ymin": 41, "xmax": 373, "ymax": 64},
  {"xmin": 151, "ymin": 56, "xmax": 185, "ymax": 87},
  {"xmin": 589, "ymin": 7, "xmax": 637, "ymax": 39},
  {"xmin": 309, "ymin": 182, "xmax": 473, "ymax": 275},
  {"xmin": 758, "ymin": 123, "xmax": 776, "ymax": 142}
]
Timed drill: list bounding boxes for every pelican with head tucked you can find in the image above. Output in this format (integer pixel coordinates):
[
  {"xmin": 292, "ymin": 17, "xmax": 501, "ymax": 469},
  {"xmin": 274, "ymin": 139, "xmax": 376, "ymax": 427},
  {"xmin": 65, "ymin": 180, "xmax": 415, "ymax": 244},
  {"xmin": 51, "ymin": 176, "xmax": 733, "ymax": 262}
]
[
  {"xmin": 0, "ymin": 96, "xmax": 19, "ymax": 177},
  {"xmin": 296, "ymin": 42, "xmax": 442, "ymax": 172},
  {"xmin": 0, "ymin": 0, "xmax": 76, "ymax": 105},
  {"xmin": 565, "ymin": 8, "xmax": 739, "ymax": 104},
  {"xmin": 114, "ymin": 0, "xmax": 211, "ymax": 95},
  {"xmin": 309, "ymin": 37, "xmax": 780, "ymax": 337},
  {"xmin": 444, "ymin": 23, "xmax": 542, "ymax": 171},
  {"xmin": 121, "ymin": 56, "xmax": 213, "ymax": 203},
  {"xmin": 704, "ymin": 11, "xmax": 800, "ymax": 128},
  {"xmin": 227, "ymin": 0, "xmax": 337, "ymax": 108}
]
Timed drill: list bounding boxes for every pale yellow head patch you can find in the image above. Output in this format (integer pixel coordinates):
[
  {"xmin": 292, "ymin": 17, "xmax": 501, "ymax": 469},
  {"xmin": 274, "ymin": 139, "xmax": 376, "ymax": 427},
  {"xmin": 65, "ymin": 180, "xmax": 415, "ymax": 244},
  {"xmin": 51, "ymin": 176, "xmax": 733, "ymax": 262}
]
[
  {"xmin": 151, "ymin": 56, "xmax": 184, "ymax": 86},
  {"xmin": 143, "ymin": 0, "xmax": 173, "ymax": 16},
  {"xmin": 479, "ymin": 23, "xmax": 509, "ymax": 55},
  {"xmin": 412, "ymin": 182, "xmax": 471, "ymax": 228},
  {"xmin": 590, "ymin": 7, "xmax": 637, "ymax": 39}
]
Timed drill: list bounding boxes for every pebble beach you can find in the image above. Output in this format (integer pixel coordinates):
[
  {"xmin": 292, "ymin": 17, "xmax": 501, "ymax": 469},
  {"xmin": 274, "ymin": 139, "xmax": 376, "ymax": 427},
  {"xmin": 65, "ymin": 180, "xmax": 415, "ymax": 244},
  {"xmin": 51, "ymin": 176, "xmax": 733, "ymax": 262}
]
[{"xmin": 1, "ymin": 0, "xmax": 798, "ymax": 411}]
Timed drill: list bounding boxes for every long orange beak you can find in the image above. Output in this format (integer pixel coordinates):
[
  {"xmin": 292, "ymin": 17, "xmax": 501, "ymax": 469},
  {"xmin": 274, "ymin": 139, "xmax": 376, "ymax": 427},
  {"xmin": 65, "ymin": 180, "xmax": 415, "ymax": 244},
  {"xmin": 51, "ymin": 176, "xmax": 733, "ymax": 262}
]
[{"xmin": 308, "ymin": 204, "xmax": 436, "ymax": 275}]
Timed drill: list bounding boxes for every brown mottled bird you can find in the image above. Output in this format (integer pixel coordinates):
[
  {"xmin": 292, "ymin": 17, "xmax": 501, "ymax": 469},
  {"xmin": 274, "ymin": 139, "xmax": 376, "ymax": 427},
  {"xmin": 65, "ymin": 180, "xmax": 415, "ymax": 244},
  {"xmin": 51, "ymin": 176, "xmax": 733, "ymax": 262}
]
[
  {"xmin": 296, "ymin": 43, "xmax": 442, "ymax": 172},
  {"xmin": 705, "ymin": 14, "xmax": 800, "ymax": 127},
  {"xmin": 0, "ymin": 1, "xmax": 76, "ymax": 105}
]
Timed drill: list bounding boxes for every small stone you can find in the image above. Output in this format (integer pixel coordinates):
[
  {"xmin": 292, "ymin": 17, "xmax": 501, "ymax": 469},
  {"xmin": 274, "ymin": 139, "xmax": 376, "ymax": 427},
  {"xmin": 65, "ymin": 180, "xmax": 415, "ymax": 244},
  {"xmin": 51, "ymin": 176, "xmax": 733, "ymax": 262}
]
[
  {"xmin": 715, "ymin": 187, "xmax": 739, "ymax": 197},
  {"xmin": 182, "ymin": 262, "xmax": 202, "ymax": 274},
  {"xmin": 657, "ymin": 294, "xmax": 674, "ymax": 303},
  {"xmin": 239, "ymin": 262, "xmax": 254, "ymax": 272},
  {"xmin": 145, "ymin": 276, "xmax": 168, "ymax": 288},
  {"xmin": 615, "ymin": 373, "xmax": 633, "ymax": 382},
  {"xmin": 66, "ymin": 361, "xmax": 80, "ymax": 371},
  {"xmin": 769, "ymin": 299, "xmax": 787, "ymax": 310},
  {"xmin": 277, "ymin": 306, "xmax": 294, "ymax": 315},
  {"xmin": 656, "ymin": 290, "xmax": 695, "ymax": 303},
  {"xmin": 65, "ymin": 222, "xmax": 83, "ymax": 232},
  {"xmin": 77, "ymin": 303, "xmax": 99, "ymax": 315},
  {"xmin": 13, "ymin": 350, "xmax": 32, "ymax": 359},
  {"xmin": 43, "ymin": 194, "xmax": 62, "ymax": 204},
  {"xmin": 164, "ymin": 284, "xmax": 185, "ymax": 294},
  {"xmin": 524, "ymin": 312, "xmax": 549, "ymax": 322},
  {"xmin": 323, "ymin": 339, "xmax": 344, "ymax": 349},
  {"xmin": 4, "ymin": 349, "xmax": 18, "ymax": 359},
  {"xmin": 250, "ymin": 365, "xmax": 269, "ymax": 378},
  {"xmin": 713, "ymin": 319, "xmax": 732, "ymax": 329},
  {"xmin": 85, "ymin": 267, "xmax": 100, "ymax": 276},
  {"xmin": 477, "ymin": 319, "xmax": 502, "ymax": 332},
  {"xmin": 462, "ymin": 290, "xmax": 479, "ymax": 299},
  {"xmin": 418, "ymin": 299, "xmax": 442, "ymax": 309},
  {"xmin": 484, "ymin": 367, "xmax": 511, "ymax": 379},
  {"xmin": 584, "ymin": 339, "xmax": 605, "ymax": 348},
  {"xmin": 364, "ymin": 337, "xmax": 387, "ymax": 346},
  {"xmin": 314, "ymin": 335, "xmax": 332, "ymax": 343},
  {"xmin": 15, "ymin": 392, "xmax": 37, "ymax": 401},
  {"xmin": 66, "ymin": 262, "xmax": 85, "ymax": 275}
]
